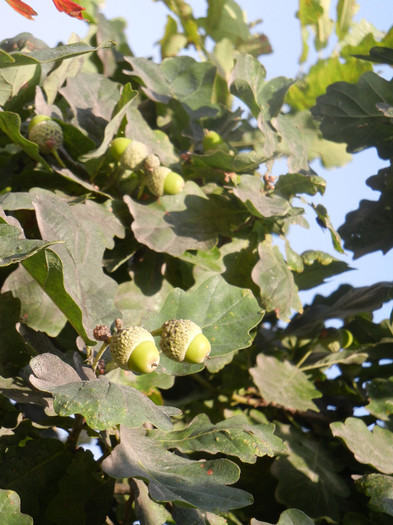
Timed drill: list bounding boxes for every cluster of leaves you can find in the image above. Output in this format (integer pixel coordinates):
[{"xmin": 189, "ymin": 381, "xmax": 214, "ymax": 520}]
[{"xmin": 1, "ymin": 1, "xmax": 393, "ymax": 523}]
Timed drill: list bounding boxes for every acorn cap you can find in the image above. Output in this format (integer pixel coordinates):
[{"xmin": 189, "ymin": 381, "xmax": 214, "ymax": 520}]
[
  {"xmin": 145, "ymin": 165, "xmax": 170, "ymax": 197},
  {"xmin": 121, "ymin": 141, "xmax": 149, "ymax": 170},
  {"xmin": 109, "ymin": 325, "xmax": 155, "ymax": 370},
  {"xmin": 143, "ymin": 153, "xmax": 161, "ymax": 173},
  {"xmin": 159, "ymin": 319, "xmax": 202, "ymax": 362},
  {"xmin": 28, "ymin": 118, "xmax": 63, "ymax": 154}
]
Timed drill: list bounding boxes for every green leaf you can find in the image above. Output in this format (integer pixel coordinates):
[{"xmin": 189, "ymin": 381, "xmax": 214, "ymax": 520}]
[
  {"xmin": 275, "ymin": 173, "xmax": 326, "ymax": 199},
  {"xmin": 160, "ymin": 15, "xmax": 188, "ymax": 58},
  {"xmin": 336, "ymin": 0, "xmax": 359, "ymax": 40},
  {"xmin": 271, "ymin": 425, "xmax": 350, "ymax": 522},
  {"xmin": 301, "ymin": 349, "xmax": 368, "ymax": 371},
  {"xmin": 286, "ymin": 57, "xmax": 370, "ymax": 111},
  {"xmin": 145, "ymin": 274, "xmax": 263, "ymax": 375},
  {"xmin": 131, "ymin": 479, "xmax": 173, "ymax": 525},
  {"xmin": 251, "ymin": 242, "xmax": 303, "ymax": 321},
  {"xmin": 29, "ymin": 353, "xmax": 180, "ymax": 431},
  {"xmin": 356, "ymin": 474, "xmax": 393, "ymax": 517},
  {"xmin": 30, "ymin": 189, "xmax": 124, "ymax": 341},
  {"xmin": 311, "ymin": 203, "xmax": 344, "ymax": 253},
  {"xmin": 0, "ymin": 489, "xmax": 33, "ymax": 525},
  {"xmin": 294, "ymin": 250, "xmax": 352, "ymax": 291},
  {"xmin": 0, "ymin": 111, "xmax": 50, "ymax": 169},
  {"xmin": 250, "ymin": 354, "xmax": 322, "ymax": 412},
  {"xmin": 102, "ymin": 425, "xmax": 253, "ymax": 512},
  {"xmin": 311, "ymin": 71, "xmax": 393, "ymax": 159},
  {"xmin": 0, "ymin": 40, "xmax": 115, "ymax": 69},
  {"xmin": 331, "ymin": 418, "xmax": 393, "ymax": 474},
  {"xmin": 0, "ymin": 223, "xmax": 59, "ymax": 266},
  {"xmin": 3, "ymin": 264, "xmax": 67, "ymax": 337},
  {"xmin": 60, "ymin": 73, "xmax": 121, "ymax": 143},
  {"xmin": 229, "ymin": 54, "xmax": 293, "ymax": 119},
  {"xmin": 150, "ymin": 413, "xmax": 285, "ymax": 463},
  {"xmin": 233, "ymin": 175, "xmax": 292, "ymax": 219},
  {"xmin": 252, "ymin": 508, "xmax": 315, "ymax": 525},
  {"xmin": 127, "ymin": 56, "xmax": 217, "ymax": 110},
  {"xmin": 353, "ymin": 46, "xmax": 393, "ymax": 66}
]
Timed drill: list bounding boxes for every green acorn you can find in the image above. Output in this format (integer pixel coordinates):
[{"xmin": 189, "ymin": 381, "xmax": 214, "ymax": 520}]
[
  {"xmin": 202, "ymin": 130, "xmax": 230, "ymax": 153},
  {"xmin": 159, "ymin": 319, "xmax": 211, "ymax": 364},
  {"xmin": 145, "ymin": 166, "xmax": 184, "ymax": 197},
  {"xmin": 28, "ymin": 115, "xmax": 63, "ymax": 154},
  {"xmin": 111, "ymin": 137, "xmax": 148, "ymax": 170},
  {"xmin": 109, "ymin": 325, "xmax": 160, "ymax": 374}
]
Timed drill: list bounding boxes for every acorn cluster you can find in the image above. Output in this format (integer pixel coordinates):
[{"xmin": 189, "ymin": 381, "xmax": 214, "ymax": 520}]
[
  {"xmin": 95, "ymin": 318, "xmax": 211, "ymax": 375},
  {"xmin": 110, "ymin": 137, "xmax": 185, "ymax": 197}
]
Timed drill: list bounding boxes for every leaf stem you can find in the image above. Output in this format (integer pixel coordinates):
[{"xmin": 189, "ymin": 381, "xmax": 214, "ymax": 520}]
[{"xmin": 92, "ymin": 341, "xmax": 109, "ymax": 374}]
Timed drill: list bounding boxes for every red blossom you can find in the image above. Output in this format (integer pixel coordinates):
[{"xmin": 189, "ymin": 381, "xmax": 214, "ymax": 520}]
[{"xmin": 5, "ymin": 0, "xmax": 85, "ymax": 19}]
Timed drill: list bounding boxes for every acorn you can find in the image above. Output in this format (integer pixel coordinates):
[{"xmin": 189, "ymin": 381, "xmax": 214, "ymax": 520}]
[
  {"xmin": 145, "ymin": 165, "xmax": 184, "ymax": 197},
  {"xmin": 202, "ymin": 130, "xmax": 230, "ymax": 153},
  {"xmin": 110, "ymin": 137, "xmax": 148, "ymax": 170},
  {"xmin": 159, "ymin": 319, "xmax": 211, "ymax": 364},
  {"xmin": 28, "ymin": 115, "xmax": 63, "ymax": 154},
  {"xmin": 109, "ymin": 325, "xmax": 160, "ymax": 374}
]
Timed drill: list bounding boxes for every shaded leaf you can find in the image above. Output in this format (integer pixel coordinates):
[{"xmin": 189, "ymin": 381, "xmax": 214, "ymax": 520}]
[
  {"xmin": 29, "ymin": 353, "xmax": 180, "ymax": 431},
  {"xmin": 0, "ymin": 292, "xmax": 30, "ymax": 378},
  {"xmin": 150, "ymin": 413, "xmax": 285, "ymax": 464},
  {"xmin": 102, "ymin": 425, "xmax": 253, "ymax": 512},
  {"xmin": 271, "ymin": 425, "xmax": 350, "ymax": 522},
  {"xmin": 275, "ymin": 173, "xmax": 326, "ymax": 199},
  {"xmin": 0, "ymin": 438, "xmax": 70, "ymax": 518},
  {"xmin": 366, "ymin": 378, "xmax": 393, "ymax": 422},
  {"xmin": 356, "ymin": 474, "xmax": 393, "ymax": 517},
  {"xmin": 331, "ymin": 417, "xmax": 393, "ymax": 474},
  {"xmin": 46, "ymin": 449, "xmax": 114, "ymax": 525},
  {"xmin": 250, "ymin": 354, "xmax": 321, "ymax": 412},
  {"xmin": 311, "ymin": 71, "xmax": 393, "ymax": 159},
  {"xmin": 125, "ymin": 182, "xmax": 244, "ymax": 257}
]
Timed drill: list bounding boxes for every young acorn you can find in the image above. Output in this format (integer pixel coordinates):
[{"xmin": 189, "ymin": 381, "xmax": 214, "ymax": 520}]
[
  {"xmin": 111, "ymin": 137, "xmax": 148, "ymax": 170},
  {"xmin": 144, "ymin": 165, "xmax": 185, "ymax": 197},
  {"xmin": 109, "ymin": 324, "xmax": 160, "ymax": 374},
  {"xmin": 159, "ymin": 319, "xmax": 211, "ymax": 364},
  {"xmin": 28, "ymin": 115, "xmax": 63, "ymax": 154},
  {"xmin": 202, "ymin": 130, "xmax": 230, "ymax": 153}
]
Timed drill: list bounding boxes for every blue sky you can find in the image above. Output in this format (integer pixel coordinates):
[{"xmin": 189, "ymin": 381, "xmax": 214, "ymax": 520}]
[{"xmin": 2, "ymin": 0, "xmax": 392, "ymax": 321}]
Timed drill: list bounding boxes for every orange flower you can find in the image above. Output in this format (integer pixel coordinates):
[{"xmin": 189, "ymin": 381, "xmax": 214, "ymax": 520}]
[{"xmin": 5, "ymin": 0, "xmax": 85, "ymax": 19}]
